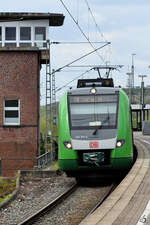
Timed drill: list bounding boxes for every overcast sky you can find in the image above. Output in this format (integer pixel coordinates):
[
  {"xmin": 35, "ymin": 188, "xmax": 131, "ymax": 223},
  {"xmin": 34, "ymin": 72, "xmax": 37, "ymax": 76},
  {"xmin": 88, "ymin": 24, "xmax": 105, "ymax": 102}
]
[{"xmin": 1, "ymin": 0, "xmax": 150, "ymax": 102}]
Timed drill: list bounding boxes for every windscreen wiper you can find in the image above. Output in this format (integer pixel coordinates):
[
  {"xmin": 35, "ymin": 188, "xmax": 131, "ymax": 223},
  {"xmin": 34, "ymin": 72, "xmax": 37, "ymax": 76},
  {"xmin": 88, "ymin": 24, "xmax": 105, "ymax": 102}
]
[
  {"xmin": 92, "ymin": 114, "xmax": 110, "ymax": 135},
  {"xmin": 92, "ymin": 125, "xmax": 102, "ymax": 135}
]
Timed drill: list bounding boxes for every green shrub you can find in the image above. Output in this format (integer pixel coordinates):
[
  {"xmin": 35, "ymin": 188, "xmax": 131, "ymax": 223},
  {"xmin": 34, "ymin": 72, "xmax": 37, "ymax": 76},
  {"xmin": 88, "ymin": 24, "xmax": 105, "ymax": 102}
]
[{"xmin": 0, "ymin": 178, "xmax": 16, "ymax": 201}]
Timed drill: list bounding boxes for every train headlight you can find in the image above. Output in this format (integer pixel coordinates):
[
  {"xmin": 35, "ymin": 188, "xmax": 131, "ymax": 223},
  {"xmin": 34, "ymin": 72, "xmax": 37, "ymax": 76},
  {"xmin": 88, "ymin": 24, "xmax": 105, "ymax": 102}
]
[
  {"xmin": 90, "ymin": 88, "xmax": 97, "ymax": 94},
  {"xmin": 116, "ymin": 140, "xmax": 125, "ymax": 148},
  {"xmin": 63, "ymin": 141, "xmax": 72, "ymax": 149}
]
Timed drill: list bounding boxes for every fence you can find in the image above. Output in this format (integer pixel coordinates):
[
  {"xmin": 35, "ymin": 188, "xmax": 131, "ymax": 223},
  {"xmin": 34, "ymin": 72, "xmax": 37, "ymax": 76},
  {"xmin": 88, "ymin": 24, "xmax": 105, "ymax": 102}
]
[{"xmin": 37, "ymin": 151, "xmax": 55, "ymax": 168}]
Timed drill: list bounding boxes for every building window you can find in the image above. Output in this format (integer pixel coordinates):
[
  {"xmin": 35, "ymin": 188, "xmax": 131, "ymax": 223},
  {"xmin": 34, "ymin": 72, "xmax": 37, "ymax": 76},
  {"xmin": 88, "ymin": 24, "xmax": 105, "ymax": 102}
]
[
  {"xmin": 0, "ymin": 27, "xmax": 2, "ymax": 41},
  {"xmin": 35, "ymin": 27, "xmax": 46, "ymax": 40},
  {"xmin": 4, "ymin": 99, "xmax": 20, "ymax": 125},
  {"xmin": 20, "ymin": 43, "xmax": 32, "ymax": 47},
  {"xmin": 34, "ymin": 42, "xmax": 47, "ymax": 48},
  {"xmin": 5, "ymin": 27, "xmax": 16, "ymax": 40},
  {"xmin": 20, "ymin": 27, "xmax": 31, "ymax": 40},
  {"xmin": 0, "ymin": 27, "xmax": 2, "ymax": 47},
  {"xmin": 5, "ymin": 43, "xmax": 16, "ymax": 47}
]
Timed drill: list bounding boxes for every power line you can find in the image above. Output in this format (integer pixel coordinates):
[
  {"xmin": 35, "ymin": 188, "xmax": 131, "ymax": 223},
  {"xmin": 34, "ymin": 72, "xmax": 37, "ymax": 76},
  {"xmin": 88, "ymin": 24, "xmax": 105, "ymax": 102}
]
[
  {"xmin": 84, "ymin": 0, "xmax": 108, "ymax": 42},
  {"xmin": 59, "ymin": 0, "xmax": 109, "ymax": 64},
  {"xmin": 53, "ymin": 42, "xmax": 110, "ymax": 74},
  {"xmin": 51, "ymin": 41, "xmax": 107, "ymax": 44},
  {"xmin": 51, "ymin": 43, "xmax": 110, "ymax": 95},
  {"xmin": 55, "ymin": 64, "xmax": 123, "ymax": 92},
  {"xmin": 84, "ymin": 0, "xmax": 112, "ymax": 63},
  {"xmin": 56, "ymin": 68, "xmax": 93, "ymax": 92}
]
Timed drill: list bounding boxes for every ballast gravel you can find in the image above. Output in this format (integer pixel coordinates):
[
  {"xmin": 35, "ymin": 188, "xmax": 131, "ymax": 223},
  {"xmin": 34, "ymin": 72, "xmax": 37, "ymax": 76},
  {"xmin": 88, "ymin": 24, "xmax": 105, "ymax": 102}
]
[
  {"xmin": 0, "ymin": 173, "xmax": 112, "ymax": 225},
  {"xmin": 0, "ymin": 173, "xmax": 76, "ymax": 225},
  {"xmin": 34, "ymin": 184, "xmax": 111, "ymax": 225}
]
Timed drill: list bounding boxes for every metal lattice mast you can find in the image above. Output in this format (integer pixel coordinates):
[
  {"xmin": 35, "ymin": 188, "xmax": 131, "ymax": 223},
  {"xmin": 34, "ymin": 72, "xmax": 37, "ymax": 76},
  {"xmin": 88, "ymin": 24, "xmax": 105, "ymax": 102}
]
[
  {"xmin": 51, "ymin": 69, "xmax": 57, "ymax": 160},
  {"xmin": 45, "ymin": 40, "xmax": 52, "ymax": 152},
  {"xmin": 52, "ymin": 69, "xmax": 57, "ymax": 126}
]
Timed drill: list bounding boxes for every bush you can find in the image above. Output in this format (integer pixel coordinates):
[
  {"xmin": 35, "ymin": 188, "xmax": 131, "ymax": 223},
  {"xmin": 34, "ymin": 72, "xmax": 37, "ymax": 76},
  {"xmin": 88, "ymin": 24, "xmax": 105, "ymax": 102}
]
[{"xmin": 0, "ymin": 178, "xmax": 16, "ymax": 201}]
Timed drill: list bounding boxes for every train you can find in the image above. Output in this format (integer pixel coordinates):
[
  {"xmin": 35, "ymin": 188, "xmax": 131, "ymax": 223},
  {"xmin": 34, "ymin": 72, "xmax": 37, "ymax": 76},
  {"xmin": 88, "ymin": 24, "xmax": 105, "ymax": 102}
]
[{"xmin": 58, "ymin": 78, "xmax": 134, "ymax": 179}]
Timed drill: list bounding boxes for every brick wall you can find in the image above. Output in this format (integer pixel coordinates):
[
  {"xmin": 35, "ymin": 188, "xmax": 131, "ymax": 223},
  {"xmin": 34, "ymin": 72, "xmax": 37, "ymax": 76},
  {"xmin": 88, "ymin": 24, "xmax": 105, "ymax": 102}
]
[{"xmin": 0, "ymin": 51, "xmax": 40, "ymax": 177}]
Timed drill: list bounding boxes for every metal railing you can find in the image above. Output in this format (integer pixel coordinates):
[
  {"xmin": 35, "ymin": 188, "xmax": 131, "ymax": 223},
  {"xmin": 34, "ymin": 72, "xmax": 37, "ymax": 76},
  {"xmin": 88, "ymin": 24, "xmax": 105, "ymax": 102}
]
[{"xmin": 37, "ymin": 151, "xmax": 54, "ymax": 169}]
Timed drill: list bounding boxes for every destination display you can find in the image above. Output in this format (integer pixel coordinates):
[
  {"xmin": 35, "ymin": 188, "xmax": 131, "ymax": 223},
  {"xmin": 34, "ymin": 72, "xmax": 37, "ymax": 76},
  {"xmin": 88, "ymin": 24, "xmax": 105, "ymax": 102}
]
[{"xmin": 69, "ymin": 95, "xmax": 118, "ymax": 103}]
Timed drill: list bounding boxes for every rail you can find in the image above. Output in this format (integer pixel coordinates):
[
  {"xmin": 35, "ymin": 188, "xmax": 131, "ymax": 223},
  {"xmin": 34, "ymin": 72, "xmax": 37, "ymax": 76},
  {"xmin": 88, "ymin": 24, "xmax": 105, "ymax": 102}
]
[
  {"xmin": 85, "ymin": 183, "xmax": 117, "ymax": 218},
  {"xmin": 18, "ymin": 182, "xmax": 78, "ymax": 225}
]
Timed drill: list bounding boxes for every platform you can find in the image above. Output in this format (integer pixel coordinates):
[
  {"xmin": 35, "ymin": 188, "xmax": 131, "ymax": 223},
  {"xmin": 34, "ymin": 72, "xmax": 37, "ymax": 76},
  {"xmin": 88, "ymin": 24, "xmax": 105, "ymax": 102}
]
[{"xmin": 79, "ymin": 132, "xmax": 150, "ymax": 225}]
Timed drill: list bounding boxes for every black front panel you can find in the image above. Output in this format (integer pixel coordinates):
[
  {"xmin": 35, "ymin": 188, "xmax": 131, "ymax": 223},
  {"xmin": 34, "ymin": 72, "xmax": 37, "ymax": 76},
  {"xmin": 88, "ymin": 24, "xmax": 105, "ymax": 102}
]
[{"xmin": 77, "ymin": 150, "xmax": 111, "ymax": 166}]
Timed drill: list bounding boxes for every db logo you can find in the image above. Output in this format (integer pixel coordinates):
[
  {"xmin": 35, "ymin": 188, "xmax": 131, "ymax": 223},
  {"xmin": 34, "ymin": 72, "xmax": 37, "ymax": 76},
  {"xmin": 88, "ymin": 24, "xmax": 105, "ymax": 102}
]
[{"xmin": 89, "ymin": 141, "xmax": 99, "ymax": 148}]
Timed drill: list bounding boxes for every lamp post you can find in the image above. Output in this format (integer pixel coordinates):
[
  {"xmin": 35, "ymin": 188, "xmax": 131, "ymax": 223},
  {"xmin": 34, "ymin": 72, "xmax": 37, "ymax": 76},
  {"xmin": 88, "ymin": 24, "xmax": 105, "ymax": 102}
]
[
  {"xmin": 127, "ymin": 72, "xmax": 132, "ymax": 104},
  {"xmin": 131, "ymin": 54, "xmax": 136, "ymax": 88},
  {"xmin": 127, "ymin": 54, "xmax": 136, "ymax": 104},
  {"xmin": 138, "ymin": 74, "xmax": 147, "ymax": 124}
]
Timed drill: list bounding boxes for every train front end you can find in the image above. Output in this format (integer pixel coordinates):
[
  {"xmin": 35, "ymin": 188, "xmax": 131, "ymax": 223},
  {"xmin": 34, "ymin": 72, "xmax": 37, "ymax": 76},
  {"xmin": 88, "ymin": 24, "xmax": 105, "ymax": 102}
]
[{"xmin": 58, "ymin": 80, "xmax": 133, "ymax": 178}]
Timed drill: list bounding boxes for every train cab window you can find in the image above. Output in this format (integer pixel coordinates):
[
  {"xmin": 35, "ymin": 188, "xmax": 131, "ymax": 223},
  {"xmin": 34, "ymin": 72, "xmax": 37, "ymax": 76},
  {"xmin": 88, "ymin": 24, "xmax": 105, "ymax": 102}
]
[
  {"xmin": 68, "ymin": 95, "xmax": 118, "ymax": 129},
  {"xmin": 4, "ymin": 99, "xmax": 20, "ymax": 126}
]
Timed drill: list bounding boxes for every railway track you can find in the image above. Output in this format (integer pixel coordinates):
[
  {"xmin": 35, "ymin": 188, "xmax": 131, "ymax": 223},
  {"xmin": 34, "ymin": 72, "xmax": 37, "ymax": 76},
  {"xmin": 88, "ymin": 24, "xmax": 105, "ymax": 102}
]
[
  {"xmin": 18, "ymin": 181, "xmax": 117, "ymax": 225},
  {"xmin": 85, "ymin": 183, "xmax": 117, "ymax": 218},
  {"xmin": 18, "ymin": 182, "xmax": 78, "ymax": 225}
]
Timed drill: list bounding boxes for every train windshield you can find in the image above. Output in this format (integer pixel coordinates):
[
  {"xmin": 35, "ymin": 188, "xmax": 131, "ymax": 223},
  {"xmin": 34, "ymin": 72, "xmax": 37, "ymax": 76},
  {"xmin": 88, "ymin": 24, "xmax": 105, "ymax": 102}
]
[{"xmin": 68, "ymin": 94, "xmax": 118, "ymax": 129}]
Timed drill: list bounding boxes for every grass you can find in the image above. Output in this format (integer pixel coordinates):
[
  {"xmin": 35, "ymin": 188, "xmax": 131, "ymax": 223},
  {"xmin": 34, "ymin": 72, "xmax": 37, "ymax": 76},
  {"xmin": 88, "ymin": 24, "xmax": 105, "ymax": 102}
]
[
  {"xmin": 0, "ymin": 177, "xmax": 16, "ymax": 203},
  {"xmin": 52, "ymin": 161, "xmax": 58, "ymax": 170}
]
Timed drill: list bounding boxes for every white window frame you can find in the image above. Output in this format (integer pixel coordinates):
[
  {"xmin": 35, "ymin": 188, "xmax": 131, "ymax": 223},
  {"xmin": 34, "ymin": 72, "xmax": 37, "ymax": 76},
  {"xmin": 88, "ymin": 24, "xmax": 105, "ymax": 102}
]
[
  {"xmin": 34, "ymin": 26, "xmax": 47, "ymax": 49},
  {"xmin": 20, "ymin": 26, "xmax": 31, "ymax": 41},
  {"xmin": 4, "ymin": 26, "xmax": 17, "ymax": 47},
  {"xmin": 19, "ymin": 26, "xmax": 32, "ymax": 46},
  {"xmin": 0, "ymin": 26, "xmax": 2, "ymax": 46},
  {"xmin": 3, "ymin": 99, "xmax": 20, "ymax": 126},
  {"xmin": 0, "ymin": 20, "xmax": 49, "ymax": 48}
]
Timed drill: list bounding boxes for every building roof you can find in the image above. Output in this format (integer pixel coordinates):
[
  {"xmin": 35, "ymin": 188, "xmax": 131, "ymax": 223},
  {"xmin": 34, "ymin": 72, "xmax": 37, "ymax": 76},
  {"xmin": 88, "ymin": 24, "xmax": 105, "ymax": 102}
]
[{"xmin": 0, "ymin": 12, "xmax": 65, "ymax": 26}]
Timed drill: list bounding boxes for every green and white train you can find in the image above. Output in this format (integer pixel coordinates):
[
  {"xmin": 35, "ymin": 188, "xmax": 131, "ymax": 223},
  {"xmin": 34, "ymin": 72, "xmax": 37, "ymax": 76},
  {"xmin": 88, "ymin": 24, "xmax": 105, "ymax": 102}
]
[{"xmin": 58, "ymin": 78, "xmax": 134, "ymax": 178}]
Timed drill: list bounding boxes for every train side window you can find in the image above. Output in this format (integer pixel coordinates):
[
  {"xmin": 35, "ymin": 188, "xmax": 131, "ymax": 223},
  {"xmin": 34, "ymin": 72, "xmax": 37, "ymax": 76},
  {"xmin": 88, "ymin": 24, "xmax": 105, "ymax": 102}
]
[{"xmin": 3, "ymin": 99, "xmax": 20, "ymax": 126}]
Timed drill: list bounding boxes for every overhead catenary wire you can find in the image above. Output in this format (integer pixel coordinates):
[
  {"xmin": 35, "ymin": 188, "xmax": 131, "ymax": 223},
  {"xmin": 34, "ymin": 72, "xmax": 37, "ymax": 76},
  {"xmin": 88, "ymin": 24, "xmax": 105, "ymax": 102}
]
[
  {"xmin": 52, "ymin": 42, "xmax": 110, "ymax": 75},
  {"xmin": 55, "ymin": 64, "xmax": 123, "ymax": 92},
  {"xmin": 59, "ymin": 0, "xmax": 108, "ymax": 64},
  {"xmin": 56, "ymin": 67, "xmax": 93, "ymax": 92},
  {"xmin": 84, "ymin": 0, "xmax": 112, "ymax": 63},
  {"xmin": 51, "ymin": 41, "xmax": 107, "ymax": 44},
  {"xmin": 52, "ymin": 42, "xmax": 110, "ymax": 93},
  {"xmin": 84, "ymin": 0, "xmax": 108, "ymax": 42},
  {"xmin": 76, "ymin": 0, "xmax": 79, "ymax": 24}
]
